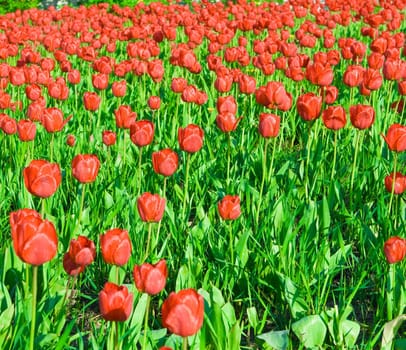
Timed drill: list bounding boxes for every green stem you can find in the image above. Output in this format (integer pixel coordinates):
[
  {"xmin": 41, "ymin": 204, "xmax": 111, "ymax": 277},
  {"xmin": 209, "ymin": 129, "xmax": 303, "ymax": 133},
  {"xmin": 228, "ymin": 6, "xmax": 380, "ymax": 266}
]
[
  {"xmin": 331, "ymin": 131, "xmax": 338, "ymax": 181},
  {"xmin": 50, "ymin": 133, "xmax": 54, "ymax": 163},
  {"xmin": 183, "ymin": 336, "xmax": 188, "ymax": 350},
  {"xmin": 256, "ymin": 138, "xmax": 269, "ymax": 226},
  {"xmin": 155, "ymin": 177, "xmax": 166, "ymax": 244},
  {"xmin": 388, "ymin": 153, "xmax": 398, "ymax": 216},
  {"xmin": 349, "ymin": 131, "xmax": 361, "ymax": 210},
  {"xmin": 114, "ymin": 322, "xmax": 119, "ymax": 350},
  {"xmin": 227, "ymin": 133, "xmax": 231, "ymax": 192},
  {"xmin": 122, "ymin": 131, "xmax": 127, "ymax": 167},
  {"xmin": 182, "ymin": 153, "xmax": 191, "ymax": 221},
  {"xmin": 229, "ymin": 221, "xmax": 234, "ymax": 266},
  {"xmin": 41, "ymin": 198, "xmax": 46, "ymax": 218},
  {"xmin": 387, "ymin": 264, "xmax": 395, "ymax": 320},
  {"xmin": 144, "ymin": 223, "xmax": 153, "ymax": 262},
  {"xmin": 305, "ymin": 123, "xmax": 313, "ymax": 202},
  {"xmin": 267, "ymin": 137, "xmax": 277, "ymax": 184},
  {"xmin": 29, "ymin": 265, "xmax": 38, "ymax": 350},
  {"xmin": 142, "ymin": 295, "xmax": 151, "ymax": 350},
  {"xmin": 137, "ymin": 147, "xmax": 143, "ymax": 195},
  {"xmin": 77, "ymin": 184, "xmax": 86, "ymax": 233}
]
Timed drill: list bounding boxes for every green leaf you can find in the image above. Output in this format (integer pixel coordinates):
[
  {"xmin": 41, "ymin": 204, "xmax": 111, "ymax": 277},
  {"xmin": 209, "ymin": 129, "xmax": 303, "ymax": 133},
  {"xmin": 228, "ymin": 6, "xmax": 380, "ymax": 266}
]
[
  {"xmin": 381, "ymin": 315, "xmax": 406, "ymax": 350},
  {"xmin": 247, "ymin": 306, "xmax": 259, "ymax": 330},
  {"xmin": 342, "ymin": 320, "xmax": 360, "ymax": 347},
  {"xmin": 277, "ymin": 273, "xmax": 308, "ymax": 319},
  {"xmin": 292, "ymin": 315, "xmax": 327, "ymax": 348},
  {"xmin": 257, "ymin": 330, "xmax": 289, "ymax": 350},
  {"xmin": 0, "ymin": 304, "xmax": 14, "ymax": 332},
  {"xmin": 228, "ymin": 322, "xmax": 241, "ymax": 350},
  {"xmin": 235, "ymin": 229, "xmax": 250, "ymax": 268}
]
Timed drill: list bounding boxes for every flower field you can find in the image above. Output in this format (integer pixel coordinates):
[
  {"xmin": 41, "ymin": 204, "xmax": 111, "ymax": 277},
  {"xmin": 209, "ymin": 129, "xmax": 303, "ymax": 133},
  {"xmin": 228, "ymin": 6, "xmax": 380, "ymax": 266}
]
[{"xmin": 0, "ymin": 0, "xmax": 405, "ymax": 348}]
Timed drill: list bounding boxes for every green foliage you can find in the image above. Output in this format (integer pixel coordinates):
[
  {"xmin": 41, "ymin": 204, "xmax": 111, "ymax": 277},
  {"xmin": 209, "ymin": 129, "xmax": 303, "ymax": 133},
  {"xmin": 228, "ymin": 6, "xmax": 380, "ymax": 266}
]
[{"xmin": 0, "ymin": 0, "xmax": 39, "ymax": 14}]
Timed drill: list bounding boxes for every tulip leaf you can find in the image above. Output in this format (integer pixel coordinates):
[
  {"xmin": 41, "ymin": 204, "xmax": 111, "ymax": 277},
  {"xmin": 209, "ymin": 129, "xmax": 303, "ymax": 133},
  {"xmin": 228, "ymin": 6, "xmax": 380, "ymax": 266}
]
[
  {"xmin": 0, "ymin": 304, "xmax": 14, "ymax": 332},
  {"xmin": 257, "ymin": 330, "xmax": 289, "ymax": 350},
  {"xmin": 342, "ymin": 320, "xmax": 360, "ymax": 347},
  {"xmin": 292, "ymin": 315, "xmax": 327, "ymax": 348},
  {"xmin": 235, "ymin": 228, "xmax": 250, "ymax": 268},
  {"xmin": 247, "ymin": 306, "xmax": 259, "ymax": 330},
  {"xmin": 228, "ymin": 321, "xmax": 241, "ymax": 350},
  {"xmin": 277, "ymin": 272, "xmax": 308, "ymax": 319},
  {"xmin": 381, "ymin": 314, "xmax": 406, "ymax": 350}
]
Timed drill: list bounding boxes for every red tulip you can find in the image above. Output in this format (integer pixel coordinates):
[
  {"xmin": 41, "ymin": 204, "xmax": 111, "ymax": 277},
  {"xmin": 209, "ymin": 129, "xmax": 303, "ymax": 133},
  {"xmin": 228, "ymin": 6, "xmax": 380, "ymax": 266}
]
[
  {"xmin": 297, "ymin": 93, "xmax": 322, "ymax": 121},
  {"xmin": 216, "ymin": 113, "xmax": 241, "ymax": 133},
  {"xmin": 133, "ymin": 259, "xmax": 168, "ymax": 295},
  {"xmin": 99, "ymin": 282, "xmax": 133, "ymax": 322},
  {"xmin": 10, "ymin": 209, "xmax": 58, "ymax": 266},
  {"xmin": 100, "ymin": 228, "xmax": 132, "ymax": 266},
  {"xmin": 178, "ymin": 124, "xmax": 204, "ymax": 153},
  {"xmin": 47, "ymin": 80, "xmax": 69, "ymax": 100},
  {"xmin": 27, "ymin": 101, "xmax": 44, "ymax": 122},
  {"xmin": 9, "ymin": 68, "xmax": 25, "ymax": 86},
  {"xmin": 161, "ymin": 288, "xmax": 204, "ymax": 337},
  {"xmin": 322, "ymin": 106, "xmax": 346, "ymax": 130},
  {"xmin": 152, "ymin": 149, "xmax": 178, "ymax": 177},
  {"xmin": 383, "ymin": 236, "xmax": 406, "ymax": 264},
  {"xmin": 63, "ymin": 253, "xmax": 85, "ymax": 276},
  {"xmin": 217, "ymin": 96, "xmax": 237, "ymax": 115},
  {"xmin": 258, "ymin": 113, "xmax": 280, "ymax": 138},
  {"xmin": 41, "ymin": 107, "xmax": 72, "ymax": 133},
  {"xmin": 306, "ymin": 62, "xmax": 334, "ymax": 86},
  {"xmin": 324, "ymin": 86, "xmax": 338, "ymax": 104},
  {"xmin": 218, "ymin": 195, "xmax": 241, "ymax": 220},
  {"xmin": 23, "ymin": 160, "xmax": 62, "ymax": 198},
  {"xmin": 137, "ymin": 192, "xmax": 166, "ymax": 222},
  {"xmin": 102, "ymin": 130, "xmax": 117, "ymax": 146},
  {"xmin": 214, "ymin": 74, "xmax": 233, "ymax": 93},
  {"xmin": 66, "ymin": 134, "xmax": 76, "ymax": 147},
  {"xmin": 255, "ymin": 82, "xmax": 292, "ymax": 111},
  {"xmin": 92, "ymin": 73, "xmax": 109, "ymax": 90},
  {"xmin": 72, "ymin": 154, "xmax": 100, "ymax": 183},
  {"xmin": 0, "ymin": 115, "xmax": 16, "ymax": 135},
  {"xmin": 25, "ymin": 84, "xmax": 42, "ymax": 101},
  {"xmin": 115, "ymin": 105, "xmax": 137, "ymax": 129},
  {"xmin": 83, "ymin": 92, "xmax": 101, "ymax": 111},
  {"xmin": 148, "ymin": 96, "xmax": 161, "ymax": 110},
  {"xmin": 349, "ymin": 105, "xmax": 375, "ymax": 129},
  {"xmin": 17, "ymin": 120, "xmax": 36, "ymax": 141},
  {"xmin": 67, "ymin": 69, "xmax": 81, "ymax": 85},
  {"xmin": 398, "ymin": 81, "xmax": 406, "ymax": 96},
  {"xmin": 238, "ymin": 74, "xmax": 256, "ymax": 94},
  {"xmin": 130, "ymin": 120, "xmax": 154, "ymax": 147},
  {"xmin": 171, "ymin": 77, "xmax": 188, "ymax": 93},
  {"xmin": 112, "ymin": 80, "xmax": 127, "ymax": 97},
  {"xmin": 383, "ymin": 124, "xmax": 406, "ymax": 152},
  {"xmin": 67, "ymin": 235, "xmax": 96, "ymax": 267},
  {"xmin": 385, "ymin": 172, "xmax": 406, "ymax": 195}
]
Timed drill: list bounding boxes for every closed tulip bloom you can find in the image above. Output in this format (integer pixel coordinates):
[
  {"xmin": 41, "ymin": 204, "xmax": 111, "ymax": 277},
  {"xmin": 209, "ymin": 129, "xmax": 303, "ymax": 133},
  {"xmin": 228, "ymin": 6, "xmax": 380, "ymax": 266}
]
[
  {"xmin": 112, "ymin": 80, "xmax": 127, "ymax": 97},
  {"xmin": 148, "ymin": 96, "xmax": 161, "ymax": 110},
  {"xmin": 133, "ymin": 259, "xmax": 168, "ymax": 295},
  {"xmin": 100, "ymin": 228, "xmax": 132, "ymax": 266},
  {"xmin": 42, "ymin": 107, "xmax": 72, "ymax": 133},
  {"xmin": 25, "ymin": 84, "xmax": 42, "ymax": 101},
  {"xmin": 306, "ymin": 62, "xmax": 334, "ymax": 86},
  {"xmin": 297, "ymin": 93, "xmax": 322, "ymax": 121},
  {"xmin": 216, "ymin": 113, "xmax": 241, "ymax": 133},
  {"xmin": 66, "ymin": 134, "xmax": 76, "ymax": 147},
  {"xmin": 99, "ymin": 282, "xmax": 133, "ymax": 322},
  {"xmin": 72, "ymin": 154, "xmax": 100, "ymax": 183},
  {"xmin": 137, "ymin": 192, "xmax": 166, "ymax": 222},
  {"xmin": 23, "ymin": 160, "xmax": 62, "ymax": 198},
  {"xmin": 258, "ymin": 113, "xmax": 280, "ymax": 138},
  {"xmin": 83, "ymin": 92, "xmax": 101, "ymax": 111},
  {"xmin": 0, "ymin": 115, "xmax": 17, "ymax": 135},
  {"xmin": 10, "ymin": 209, "xmax": 58, "ymax": 265},
  {"xmin": 343, "ymin": 65, "xmax": 364, "ymax": 87},
  {"xmin": 383, "ymin": 124, "xmax": 406, "ymax": 152},
  {"xmin": 152, "ymin": 149, "xmax": 178, "ymax": 177},
  {"xmin": 322, "ymin": 106, "xmax": 346, "ymax": 130},
  {"xmin": 324, "ymin": 86, "xmax": 338, "ymax": 104},
  {"xmin": 102, "ymin": 130, "xmax": 117, "ymax": 146},
  {"xmin": 171, "ymin": 77, "xmax": 188, "ymax": 93},
  {"xmin": 67, "ymin": 69, "xmax": 81, "ymax": 84},
  {"xmin": 238, "ymin": 74, "xmax": 256, "ymax": 94},
  {"xmin": 398, "ymin": 81, "xmax": 406, "ymax": 96},
  {"xmin": 384, "ymin": 172, "xmax": 406, "ymax": 194},
  {"xmin": 178, "ymin": 124, "xmax": 204, "ymax": 153},
  {"xmin": 161, "ymin": 288, "xmax": 204, "ymax": 337},
  {"xmin": 67, "ymin": 235, "xmax": 96, "ymax": 267},
  {"xmin": 218, "ymin": 195, "xmax": 241, "ymax": 220},
  {"xmin": 217, "ymin": 96, "xmax": 237, "ymax": 115},
  {"xmin": 115, "ymin": 105, "xmax": 137, "ymax": 129},
  {"xmin": 214, "ymin": 74, "xmax": 233, "ymax": 93},
  {"xmin": 92, "ymin": 73, "xmax": 109, "ymax": 90},
  {"xmin": 63, "ymin": 253, "xmax": 85, "ymax": 276},
  {"xmin": 27, "ymin": 101, "xmax": 44, "ymax": 122},
  {"xmin": 130, "ymin": 120, "xmax": 154, "ymax": 147},
  {"xmin": 349, "ymin": 105, "xmax": 375, "ymax": 129},
  {"xmin": 17, "ymin": 119, "xmax": 36, "ymax": 141},
  {"xmin": 383, "ymin": 236, "xmax": 406, "ymax": 264}
]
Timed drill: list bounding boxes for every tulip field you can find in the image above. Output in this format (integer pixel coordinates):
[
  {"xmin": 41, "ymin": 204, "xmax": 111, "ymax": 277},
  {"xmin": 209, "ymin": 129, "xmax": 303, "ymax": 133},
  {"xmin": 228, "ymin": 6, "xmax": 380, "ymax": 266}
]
[{"xmin": 1, "ymin": 0, "xmax": 406, "ymax": 348}]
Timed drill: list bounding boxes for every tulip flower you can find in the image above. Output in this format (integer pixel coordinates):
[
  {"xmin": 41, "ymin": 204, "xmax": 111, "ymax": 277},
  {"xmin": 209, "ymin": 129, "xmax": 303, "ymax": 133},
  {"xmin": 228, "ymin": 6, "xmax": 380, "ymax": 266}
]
[
  {"xmin": 99, "ymin": 282, "xmax": 133, "ymax": 322},
  {"xmin": 349, "ymin": 105, "xmax": 375, "ymax": 130},
  {"xmin": 17, "ymin": 119, "xmax": 36, "ymax": 142},
  {"xmin": 102, "ymin": 130, "xmax": 117, "ymax": 146},
  {"xmin": 384, "ymin": 236, "xmax": 406, "ymax": 264},
  {"xmin": 83, "ymin": 92, "xmax": 101, "ymax": 111},
  {"xmin": 148, "ymin": 96, "xmax": 161, "ymax": 110},
  {"xmin": 10, "ymin": 209, "xmax": 58, "ymax": 350},
  {"xmin": 162, "ymin": 288, "xmax": 204, "ymax": 337},
  {"xmin": 133, "ymin": 259, "xmax": 168, "ymax": 295},
  {"xmin": 112, "ymin": 80, "xmax": 127, "ymax": 97},
  {"xmin": 72, "ymin": 154, "xmax": 100, "ymax": 184},
  {"xmin": 297, "ymin": 93, "xmax": 322, "ymax": 121},
  {"xmin": 100, "ymin": 228, "xmax": 132, "ymax": 266},
  {"xmin": 23, "ymin": 159, "xmax": 62, "ymax": 198},
  {"xmin": 66, "ymin": 134, "xmax": 76, "ymax": 147},
  {"xmin": 152, "ymin": 149, "xmax": 179, "ymax": 177},
  {"xmin": 322, "ymin": 106, "xmax": 346, "ymax": 130}
]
